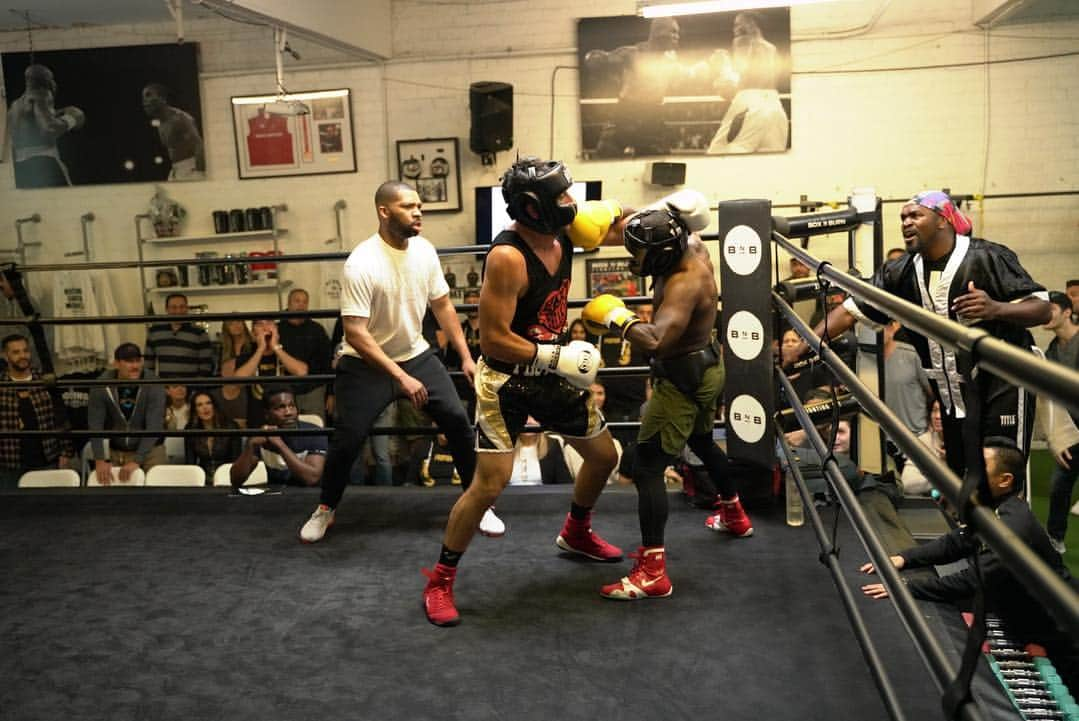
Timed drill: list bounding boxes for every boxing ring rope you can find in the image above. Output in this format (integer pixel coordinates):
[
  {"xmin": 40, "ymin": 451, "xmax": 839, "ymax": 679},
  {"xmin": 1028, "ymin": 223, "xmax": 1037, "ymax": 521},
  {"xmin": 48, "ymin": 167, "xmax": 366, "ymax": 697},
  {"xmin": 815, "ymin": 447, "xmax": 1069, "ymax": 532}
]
[
  {"xmin": 776, "ymin": 382, "xmax": 918, "ymax": 721},
  {"xmin": 767, "ymin": 230, "xmax": 1079, "ymax": 718},
  {"xmin": 770, "ymin": 231, "xmax": 1079, "ymax": 619},
  {"xmin": 777, "ymin": 296, "xmax": 992, "ymax": 721}
]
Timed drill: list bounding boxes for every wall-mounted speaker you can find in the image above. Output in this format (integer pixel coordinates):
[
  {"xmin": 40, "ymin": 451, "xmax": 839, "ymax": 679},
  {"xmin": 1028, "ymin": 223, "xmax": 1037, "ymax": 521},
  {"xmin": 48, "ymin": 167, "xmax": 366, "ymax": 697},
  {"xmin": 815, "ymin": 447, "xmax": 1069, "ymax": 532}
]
[
  {"xmin": 650, "ymin": 162, "xmax": 686, "ymax": 186},
  {"xmin": 469, "ymin": 81, "xmax": 513, "ymax": 156}
]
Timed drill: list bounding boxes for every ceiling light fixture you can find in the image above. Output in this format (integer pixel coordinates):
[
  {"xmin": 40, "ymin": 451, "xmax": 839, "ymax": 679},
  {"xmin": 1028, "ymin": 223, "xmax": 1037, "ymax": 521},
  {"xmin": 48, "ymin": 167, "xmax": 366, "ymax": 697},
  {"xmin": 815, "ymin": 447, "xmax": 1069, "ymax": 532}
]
[{"xmin": 640, "ymin": 0, "xmax": 838, "ymax": 18}]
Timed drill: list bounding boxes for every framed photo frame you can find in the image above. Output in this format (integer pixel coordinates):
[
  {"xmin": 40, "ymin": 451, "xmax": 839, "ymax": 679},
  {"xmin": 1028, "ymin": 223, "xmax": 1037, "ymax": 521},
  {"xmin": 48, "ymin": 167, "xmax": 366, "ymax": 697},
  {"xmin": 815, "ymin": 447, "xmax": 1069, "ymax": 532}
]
[
  {"xmin": 230, "ymin": 88, "xmax": 356, "ymax": 179},
  {"xmin": 396, "ymin": 138, "xmax": 461, "ymax": 212},
  {"xmin": 586, "ymin": 258, "xmax": 644, "ymax": 298}
]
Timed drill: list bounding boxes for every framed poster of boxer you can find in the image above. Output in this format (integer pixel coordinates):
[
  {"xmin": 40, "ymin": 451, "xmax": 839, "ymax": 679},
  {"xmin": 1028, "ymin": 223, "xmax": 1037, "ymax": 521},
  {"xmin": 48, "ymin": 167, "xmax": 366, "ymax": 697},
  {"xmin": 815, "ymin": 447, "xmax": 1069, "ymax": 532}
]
[
  {"xmin": 395, "ymin": 137, "xmax": 462, "ymax": 213},
  {"xmin": 586, "ymin": 258, "xmax": 644, "ymax": 298},
  {"xmin": 3, "ymin": 43, "xmax": 203, "ymax": 187},
  {"xmin": 578, "ymin": 8, "xmax": 791, "ymax": 159},
  {"xmin": 230, "ymin": 88, "xmax": 356, "ymax": 180}
]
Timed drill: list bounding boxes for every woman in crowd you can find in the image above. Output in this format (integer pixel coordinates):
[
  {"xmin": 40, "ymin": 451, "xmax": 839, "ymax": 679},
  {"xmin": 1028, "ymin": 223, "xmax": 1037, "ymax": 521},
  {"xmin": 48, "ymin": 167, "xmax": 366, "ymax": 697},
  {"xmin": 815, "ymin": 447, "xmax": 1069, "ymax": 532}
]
[
  {"xmin": 218, "ymin": 319, "xmax": 255, "ymax": 426},
  {"xmin": 186, "ymin": 390, "xmax": 242, "ymax": 484}
]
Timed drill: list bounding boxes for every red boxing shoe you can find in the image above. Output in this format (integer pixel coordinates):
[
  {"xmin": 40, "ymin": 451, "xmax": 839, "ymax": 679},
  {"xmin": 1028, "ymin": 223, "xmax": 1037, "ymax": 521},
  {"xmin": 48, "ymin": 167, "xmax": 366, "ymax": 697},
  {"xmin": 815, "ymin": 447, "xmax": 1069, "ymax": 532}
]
[
  {"xmin": 705, "ymin": 495, "xmax": 754, "ymax": 537},
  {"xmin": 555, "ymin": 512, "xmax": 623, "ymax": 561},
  {"xmin": 422, "ymin": 563, "xmax": 460, "ymax": 627},
  {"xmin": 600, "ymin": 547, "xmax": 672, "ymax": 600}
]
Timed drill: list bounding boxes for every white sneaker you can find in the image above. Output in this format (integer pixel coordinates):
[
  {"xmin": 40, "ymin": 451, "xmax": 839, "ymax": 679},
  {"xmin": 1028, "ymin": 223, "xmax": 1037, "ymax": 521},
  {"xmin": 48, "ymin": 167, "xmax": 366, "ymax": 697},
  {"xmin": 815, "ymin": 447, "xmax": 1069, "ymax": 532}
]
[
  {"xmin": 299, "ymin": 504, "xmax": 335, "ymax": 543},
  {"xmin": 479, "ymin": 507, "xmax": 505, "ymax": 538},
  {"xmin": 1050, "ymin": 537, "xmax": 1067, "ymax": 555}
]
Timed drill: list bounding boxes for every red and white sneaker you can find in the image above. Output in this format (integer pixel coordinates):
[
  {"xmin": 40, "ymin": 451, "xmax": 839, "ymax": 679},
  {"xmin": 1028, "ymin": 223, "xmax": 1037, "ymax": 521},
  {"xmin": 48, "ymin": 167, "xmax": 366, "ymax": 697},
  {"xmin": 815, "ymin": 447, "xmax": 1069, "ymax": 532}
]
[
  {"xmin": 600, "ymin": 547, "xmax": 672, "ymax": 600},
  {"xmin": 555, "ymin": 513, "xmax": 623, "ymax": 561},
  {"xmin": 421, "ymin": 564, "xmax": 460, "ymax": 627},
  {"xmin": 705, "ymin": 496, "xmax": 754, "ymax": 537}
]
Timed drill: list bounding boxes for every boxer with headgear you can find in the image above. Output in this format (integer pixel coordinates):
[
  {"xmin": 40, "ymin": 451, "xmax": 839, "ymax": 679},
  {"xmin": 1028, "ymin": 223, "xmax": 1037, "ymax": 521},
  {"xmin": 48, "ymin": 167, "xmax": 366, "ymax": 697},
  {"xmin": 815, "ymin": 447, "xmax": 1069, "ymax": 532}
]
[
  {"xmin": 582, "ymin": 200, "xmax": 752, "ymax": 601},
  {"xmin": 7, "ymin": 63, "xmax": 83, "ymax": 187},
  {"xmin": 422, "ymin": 156, "xmax": 624, "ymax": 627}
]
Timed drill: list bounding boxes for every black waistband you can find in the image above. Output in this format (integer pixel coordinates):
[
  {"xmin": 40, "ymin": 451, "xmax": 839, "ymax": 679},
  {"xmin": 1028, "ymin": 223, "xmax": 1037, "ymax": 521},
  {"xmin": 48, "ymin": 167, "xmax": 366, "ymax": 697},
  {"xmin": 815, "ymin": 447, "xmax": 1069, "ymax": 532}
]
[
  {"xmin": 483, "ymin": 356, "xmax": 532, "ymax": 375},
  {"xmin": 651, "ymin": 338, "xmax": 720, "ymax": 376}
]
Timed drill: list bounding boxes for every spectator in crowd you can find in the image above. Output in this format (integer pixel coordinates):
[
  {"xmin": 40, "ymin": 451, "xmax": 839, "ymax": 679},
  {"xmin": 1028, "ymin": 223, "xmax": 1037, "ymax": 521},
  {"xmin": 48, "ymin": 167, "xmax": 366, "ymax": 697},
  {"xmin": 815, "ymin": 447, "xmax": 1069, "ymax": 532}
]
[
  {"xmin": 563, "ymin": 381, "xmax": 623, "ymax": 485},
  {"xmin": 89, "ymin": 343, "xmax": 166, "ymax": 484},
  {"xmin": 881, "ymin": 320, "xmax": 935, "ymax": 495},
  {"xmin": 164, "ymin": 384, "xmax": 190, "ymax": 431},
  {"xmin": 230, "ymin": 387, "xmax": 326, "ymax": 488},
  {"xmin": 779, "ymin": 327, "xmax": 829, "ymax": 404},
  {"xmin": 782, "ymin": 256, "xmax": 810, "ymax": 282},
  {"xmin": 886, "ymin": 247, "xmax": 906, "ymax": 262},
  {"xmin": 217, "ymin": 318, "xmax": 255, "ymax": 426},
  {"xmin": 567, "ymin": 318, "xmax": 590, "ymax": 343},
  {"xmin": 186, "ymin": 390, "xmax": 241, "ymax": 484},
  {"xmin": 226, "ymin": 317, "xmax": 308, "ymax": 428},
  {"xmin": 0, "ymin": 333, "xmax": 75, "ymax": 488},
  {"xmin": 1041, "ymin": 291, "xmax": 1079, "ymax": 554},
  {"xmin": 781, "ymin": 389, "xmax": 861, "ymax": 505},
  {"xmin": 144, "ymin": 293, "xmax": 213, "ymax": 381},
  {"xmin": 598, "ymin": 301, "xmax": 652, "ymax": 423},
  {"xmin": 861, "ymin": 438, "xmax": 1079, "ymax": 694},
  {"xmin": 509, "ymin": 419, "xmax": 572, "ymax": 486},
  {"xmin": 443, "ymin": 289, "xmax": 482, "ymax": 369},
  {"xmin": 277, "ymin": 288, "xmax": 332, "ymax": 420},
  {"xmin": 443, "ymin": 289, "xmax": 482, "ymax": 415},
  {"xmin": 1066, "ymin": 280, "xmax": 1079, "ymax": 320},
  {"xmin": 409, "ymin": 433, "xmax": 463, "ymax": 487}
]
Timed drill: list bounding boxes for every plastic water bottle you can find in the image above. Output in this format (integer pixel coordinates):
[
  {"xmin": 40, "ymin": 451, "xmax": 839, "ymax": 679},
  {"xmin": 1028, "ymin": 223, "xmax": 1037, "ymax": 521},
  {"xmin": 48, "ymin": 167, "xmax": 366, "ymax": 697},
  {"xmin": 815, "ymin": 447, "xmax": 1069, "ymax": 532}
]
[{"xmin": 786, "ymin": 473, "xmax": 804, "ymax": 527}]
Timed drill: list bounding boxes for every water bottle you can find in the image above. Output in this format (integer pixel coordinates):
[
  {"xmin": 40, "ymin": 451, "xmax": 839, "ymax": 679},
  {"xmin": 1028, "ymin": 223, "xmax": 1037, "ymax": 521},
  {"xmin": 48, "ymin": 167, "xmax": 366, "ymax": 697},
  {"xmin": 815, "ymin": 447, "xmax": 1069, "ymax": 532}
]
[{"xmin": 786, "ymin": 472, "xmax": 804, "ymax": 527}]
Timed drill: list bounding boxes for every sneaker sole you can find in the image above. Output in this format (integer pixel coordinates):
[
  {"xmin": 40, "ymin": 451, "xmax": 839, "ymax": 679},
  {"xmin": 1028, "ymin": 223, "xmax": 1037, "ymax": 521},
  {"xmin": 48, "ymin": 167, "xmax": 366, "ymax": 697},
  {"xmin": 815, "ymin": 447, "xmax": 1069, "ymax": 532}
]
[
  {"xmin": 423, "ymin": 602, "xmax": 461, "ymax": 627},
  {"xmin": 298, "ymin": 519, "xmax": 335, "ymax": 544},
  {"xmin": 705, "ymin": 522, "xmax": 754, "ymax": 538},
  {"xmin": 479, "ymin": 528, "xmax": 506, "ymax": 538},
  {"xmin": 555, "ymin": 535, "xmax": 623, "ymax": 562},
  {"xmin": 601, "ymin": 588, "xmax": 673, "ymax": 601}
]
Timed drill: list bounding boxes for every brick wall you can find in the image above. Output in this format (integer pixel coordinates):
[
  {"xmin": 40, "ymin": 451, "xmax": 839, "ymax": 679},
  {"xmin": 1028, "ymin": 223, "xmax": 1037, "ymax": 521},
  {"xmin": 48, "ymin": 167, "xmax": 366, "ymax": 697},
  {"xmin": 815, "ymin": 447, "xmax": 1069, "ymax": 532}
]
[{"xmin": 1, "ymin": 1, "xmax": 1075, "ymax": 348}]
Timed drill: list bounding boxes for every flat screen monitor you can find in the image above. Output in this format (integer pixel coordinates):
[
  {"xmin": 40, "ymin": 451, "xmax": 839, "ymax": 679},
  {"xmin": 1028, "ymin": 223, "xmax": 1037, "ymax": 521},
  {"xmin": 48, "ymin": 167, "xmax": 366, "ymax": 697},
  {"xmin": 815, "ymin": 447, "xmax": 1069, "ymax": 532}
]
[{"xmin": 475, "ymin": 180, "xmax": 602, "ymax": 244}]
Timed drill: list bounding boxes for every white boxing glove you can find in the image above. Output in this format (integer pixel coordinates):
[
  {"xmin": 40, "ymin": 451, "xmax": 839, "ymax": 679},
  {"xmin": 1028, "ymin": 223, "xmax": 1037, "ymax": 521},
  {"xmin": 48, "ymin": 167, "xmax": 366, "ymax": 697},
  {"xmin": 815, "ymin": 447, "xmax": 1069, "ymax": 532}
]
[
  {"xmin": 644, "ymin": 189, "xmax": 711, "ymax": 233},
  {"xmin": 533, "ymin": 340, "xmax": 599, "ymax": 390}
]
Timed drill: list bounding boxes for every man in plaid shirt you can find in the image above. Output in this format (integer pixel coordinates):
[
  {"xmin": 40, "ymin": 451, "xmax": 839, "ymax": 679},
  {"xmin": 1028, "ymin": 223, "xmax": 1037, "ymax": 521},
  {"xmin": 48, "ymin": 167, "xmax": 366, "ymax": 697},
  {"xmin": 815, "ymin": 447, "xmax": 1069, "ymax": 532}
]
[{"xmin": 0, "ymin": 334, "xmax": 75, "ymax": 488}]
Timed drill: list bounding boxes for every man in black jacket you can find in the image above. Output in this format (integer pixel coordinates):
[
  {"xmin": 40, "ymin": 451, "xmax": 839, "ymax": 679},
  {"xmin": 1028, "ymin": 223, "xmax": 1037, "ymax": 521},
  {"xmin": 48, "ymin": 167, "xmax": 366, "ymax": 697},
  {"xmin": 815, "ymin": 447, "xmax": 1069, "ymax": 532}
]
[{"xmin": 860, "ymin": 437, "xmax": 1078, "ymax": 692}]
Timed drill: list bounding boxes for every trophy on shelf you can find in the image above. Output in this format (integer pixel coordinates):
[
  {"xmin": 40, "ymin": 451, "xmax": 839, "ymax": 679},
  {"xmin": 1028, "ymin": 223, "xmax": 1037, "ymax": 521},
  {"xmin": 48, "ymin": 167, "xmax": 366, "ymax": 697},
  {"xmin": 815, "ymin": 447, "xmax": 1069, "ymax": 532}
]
[{"xmin": 148, "ymin": 185, "xmax": 187, "ymax": 238}]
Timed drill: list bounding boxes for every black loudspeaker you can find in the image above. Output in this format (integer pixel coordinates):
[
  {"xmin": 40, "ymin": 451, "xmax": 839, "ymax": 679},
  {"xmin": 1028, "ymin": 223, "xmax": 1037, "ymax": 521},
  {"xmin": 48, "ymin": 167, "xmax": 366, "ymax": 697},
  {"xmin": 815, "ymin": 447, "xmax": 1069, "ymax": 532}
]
[
  {"xmin": 650, "ymin": 162, "xmax": 686, "ymax": 186},
  {"xmin": 469, "ymin": 81, "xmax": 513, "ymax": 155}
]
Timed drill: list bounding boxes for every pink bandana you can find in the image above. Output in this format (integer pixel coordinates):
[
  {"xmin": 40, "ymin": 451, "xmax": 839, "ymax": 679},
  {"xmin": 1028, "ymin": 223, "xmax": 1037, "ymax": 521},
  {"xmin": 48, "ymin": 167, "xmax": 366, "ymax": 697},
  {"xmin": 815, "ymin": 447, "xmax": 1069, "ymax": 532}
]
[{"xmin": 910, "ymin": 190, "xmax": 972, "ymax": 236}]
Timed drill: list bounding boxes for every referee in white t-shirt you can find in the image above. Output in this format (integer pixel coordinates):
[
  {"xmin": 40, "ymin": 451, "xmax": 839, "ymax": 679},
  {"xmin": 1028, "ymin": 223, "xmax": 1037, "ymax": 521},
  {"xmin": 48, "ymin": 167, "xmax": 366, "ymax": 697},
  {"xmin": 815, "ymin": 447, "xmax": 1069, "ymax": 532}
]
[{"xmin": 299, "ymin": 181, "xmax": 503, "ymax": 543}]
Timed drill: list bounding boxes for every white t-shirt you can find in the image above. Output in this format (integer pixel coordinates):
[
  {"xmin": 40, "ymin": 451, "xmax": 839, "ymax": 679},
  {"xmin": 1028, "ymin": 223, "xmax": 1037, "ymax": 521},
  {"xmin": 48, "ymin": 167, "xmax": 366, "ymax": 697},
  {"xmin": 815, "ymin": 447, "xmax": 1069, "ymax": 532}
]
[{"xmin": 339, "ymin": 232, "xmax": 449, "ymax": 362}]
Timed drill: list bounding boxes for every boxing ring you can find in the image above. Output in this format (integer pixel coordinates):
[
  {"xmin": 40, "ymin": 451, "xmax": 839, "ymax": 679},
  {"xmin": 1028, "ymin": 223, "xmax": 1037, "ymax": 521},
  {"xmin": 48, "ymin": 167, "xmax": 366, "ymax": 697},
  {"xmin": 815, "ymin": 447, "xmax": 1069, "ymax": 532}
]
[{"xmin": 2, "ymin": 195, "xmax": 1078, "ymax": 721}]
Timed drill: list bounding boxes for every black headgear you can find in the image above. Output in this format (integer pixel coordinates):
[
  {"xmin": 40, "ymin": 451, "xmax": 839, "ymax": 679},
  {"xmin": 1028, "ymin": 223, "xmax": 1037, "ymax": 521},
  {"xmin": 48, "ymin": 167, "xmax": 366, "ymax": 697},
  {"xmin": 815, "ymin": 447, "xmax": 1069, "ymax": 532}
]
[
  {"xmin": 501, "ymin": 157, "xmax": 576, "ymax": 234},
  {"xmin": 624, "ymin": 208, "xmax": 688, "ymax": 277}
]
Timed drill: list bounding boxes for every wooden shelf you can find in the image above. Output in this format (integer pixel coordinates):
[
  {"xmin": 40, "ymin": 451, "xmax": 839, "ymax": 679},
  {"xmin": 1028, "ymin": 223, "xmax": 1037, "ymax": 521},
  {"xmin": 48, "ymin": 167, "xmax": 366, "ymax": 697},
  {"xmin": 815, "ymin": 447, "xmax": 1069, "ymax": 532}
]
[
  {"xmin": 147, "ymin": 280, "xmax": 292, "ymax": 295},
  {"xmin": 142, "ymin": 228, "xmax": 286, "ymax": 245}
]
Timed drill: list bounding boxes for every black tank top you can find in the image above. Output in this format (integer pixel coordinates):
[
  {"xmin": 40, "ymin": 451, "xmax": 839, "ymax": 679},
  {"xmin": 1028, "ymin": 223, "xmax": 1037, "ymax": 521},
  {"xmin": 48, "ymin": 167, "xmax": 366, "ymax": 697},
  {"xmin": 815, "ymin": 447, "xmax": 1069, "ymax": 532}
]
[{"xmin": 485, "ymin": 229, "xmax": 571, "ymax": 344}]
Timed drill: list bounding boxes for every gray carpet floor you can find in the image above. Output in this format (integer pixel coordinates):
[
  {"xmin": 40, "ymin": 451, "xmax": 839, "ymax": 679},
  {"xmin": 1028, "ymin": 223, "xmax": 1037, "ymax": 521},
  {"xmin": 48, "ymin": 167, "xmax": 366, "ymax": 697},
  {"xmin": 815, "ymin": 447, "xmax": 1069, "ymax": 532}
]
[{"xmin": 1, "ymin": 485, "xmax": 947, "ymax": 721}]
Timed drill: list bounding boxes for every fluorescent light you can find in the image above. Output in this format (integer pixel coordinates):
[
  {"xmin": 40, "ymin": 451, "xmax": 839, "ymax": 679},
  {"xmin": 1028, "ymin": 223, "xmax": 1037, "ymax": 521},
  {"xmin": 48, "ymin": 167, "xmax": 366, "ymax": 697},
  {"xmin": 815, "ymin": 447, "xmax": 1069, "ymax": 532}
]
[{"xmin": 640, "ymin": 0, "xmax": 837, "ymax": 18}]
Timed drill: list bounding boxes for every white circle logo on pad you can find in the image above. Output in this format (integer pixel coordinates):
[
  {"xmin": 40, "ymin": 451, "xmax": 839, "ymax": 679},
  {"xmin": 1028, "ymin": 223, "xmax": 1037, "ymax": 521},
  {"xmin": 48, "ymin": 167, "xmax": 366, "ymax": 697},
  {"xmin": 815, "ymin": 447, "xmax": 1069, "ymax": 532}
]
[
  {"xmin": 727, "ymin": 311, "xmax": 764, "ymax": 361},
  {"xmin": 729, "ymin": 394, "xmax": 766, "ymax": 444},
  {"xmin": 724, "ymin": 224, "xmax": 762, "ymax": 276}
]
